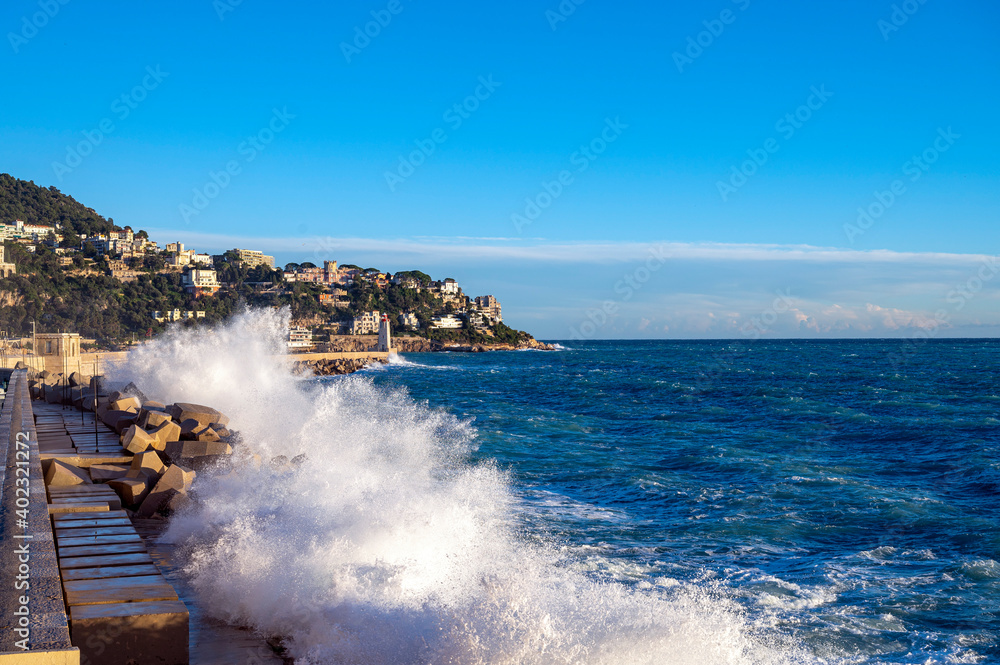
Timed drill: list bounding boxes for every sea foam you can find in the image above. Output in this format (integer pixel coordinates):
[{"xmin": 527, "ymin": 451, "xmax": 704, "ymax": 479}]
[{"xmin": 108, "ymin": 309, "xmax": 814, "ymax": 665}]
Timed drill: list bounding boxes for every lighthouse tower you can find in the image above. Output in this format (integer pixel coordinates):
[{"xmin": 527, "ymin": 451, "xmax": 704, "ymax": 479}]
[{"xmin": 377, "ymin": 314, "xmax": 392, "ymax": 352}]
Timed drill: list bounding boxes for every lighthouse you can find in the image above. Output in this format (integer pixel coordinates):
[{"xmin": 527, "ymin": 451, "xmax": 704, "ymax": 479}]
[{"xmin": 377, "ymin": 313, "xmax": 392, "ymax": 352}]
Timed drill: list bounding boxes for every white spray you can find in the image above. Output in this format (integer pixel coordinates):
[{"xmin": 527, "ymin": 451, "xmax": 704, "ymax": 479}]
[{"xmin": 110, "ymin": 309, "xmax": 812, "ymax": 665}]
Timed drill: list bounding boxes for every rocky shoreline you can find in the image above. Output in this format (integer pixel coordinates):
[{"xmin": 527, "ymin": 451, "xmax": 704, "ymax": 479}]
[
  {"xmin": 294, "ymin": 337, "xmax": 555, "ymax": 377},
  {"xmin": 293, "ymin": 357, "xmax": 385, "ymax": 376},
  {"xmin": 391, "ymin": 336, "xmax": 556, "ymax": 353}
]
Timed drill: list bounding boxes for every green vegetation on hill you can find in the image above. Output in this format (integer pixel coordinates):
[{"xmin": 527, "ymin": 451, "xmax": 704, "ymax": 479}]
[
  {"xmin": 0, "ymin": 242, "xmax": 238, "ymax": 343},
  {"xmin": 0, "ymin": 174, "xmax": 119, "ymax": 238},
  {"xmin": 0, "ymin": 175, "xmax": 539, "ymax": 347}
]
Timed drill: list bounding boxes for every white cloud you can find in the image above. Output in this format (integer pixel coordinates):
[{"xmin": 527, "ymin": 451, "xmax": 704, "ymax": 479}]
[{"xmin": 144, "ymin": 229, "xmax": 996, "ymax": 268}]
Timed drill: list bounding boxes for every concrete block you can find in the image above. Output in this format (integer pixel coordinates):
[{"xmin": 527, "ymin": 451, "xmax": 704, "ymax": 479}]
[
  {"xmin": 138, "ymin": 408, "xmax": 171, "ymax": 430},
  {"xmin": 109, "ymin": 396, "xmax": 141, "ymax": 412},
  {"xmin": 48, "ymin": 503, "xmax": 115, "ymax": 515},
  {"xmin": 57, "ymin": 533, "xmax": 143, "ymax": 549},
  {"xmin": 62, "ymin": 563, "xmax": 160, "ymax": 581},
  {"xmin": 63, "ymin": 574, "xmax": 177, "ymax": 606},
  {"xmin": 130, "ymin": 451, "xmax": 165, "ymax": 476},
  {"xmin": 100, "ymin": 409, "xmax": 132, "ymax": 429},
  {"xmin": 163, "ymin": 440, "xmax": 231, "ymax": 460},
  {"xmin": 69, "ymin": 600, "xmax": 188, "ymax": 665},
  {"xmin": 45, "ymin": 460, "xmax": 93, "ymax": 487},
  {"xmin": 136, "ymin": 464, "xmax": 195, "ymax": 517},
  {"xmin": 122, "ymin": 425, "xmax": 156, "ymax": 454},
  {"xmin": 89, "ymin": 464, "xmax": 130, "ymax": 483},
  {"xmin": 169, "ymin": 402, "xmax": 229, "ymax": 427},
  {"xmin": 58, "ymin": 551, "xmax": 154, "ymax": 570},
  {"xmin": 113, "ymin": 414, "xmax": 139, "ymax": 436},
  {"xmin": 57, "ymin": 541, "xmax": 149, "ymax": 558},
  {"xmin": 107, "ymin": 478, "xmax": 151, "ymax": 505},
  {"xmin": 148, "ymin": 420, "xmax": 181, "ymax": 450}
]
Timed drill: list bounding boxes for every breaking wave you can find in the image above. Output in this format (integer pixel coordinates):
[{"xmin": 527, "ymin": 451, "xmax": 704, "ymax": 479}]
[{"xmin": 108, "ymin": 309, "xmax": 815, "ymax": 665}]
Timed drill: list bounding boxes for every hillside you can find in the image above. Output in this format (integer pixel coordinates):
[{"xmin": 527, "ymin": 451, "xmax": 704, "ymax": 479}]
[
  {"xmin": 0, "ymin": 174, "xmax": 118, "ymax": 239},
  {"xmin": 0, "ymin": 177, "xmax": 544, "ymax": 349}
]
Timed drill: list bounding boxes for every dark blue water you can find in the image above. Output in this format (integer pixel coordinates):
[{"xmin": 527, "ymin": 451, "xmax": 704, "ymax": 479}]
[{"xmin": 369, "ymin": 340, "xmax": 1000, "ymax": 664}]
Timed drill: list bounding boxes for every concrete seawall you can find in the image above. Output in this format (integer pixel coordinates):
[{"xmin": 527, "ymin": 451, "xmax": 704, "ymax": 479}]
[
  {"xmin": 0, "ymin": 370, "xmax": 79, "ymax": 663},
  {"xmin": 4, "ymin": 351, "xmax": 387, "ymax": 378}
]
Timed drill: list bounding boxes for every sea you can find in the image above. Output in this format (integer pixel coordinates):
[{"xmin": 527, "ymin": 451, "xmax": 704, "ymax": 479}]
[{"xmin": 113, "ymin": 314, "xmax": 999, "ymax": 664}]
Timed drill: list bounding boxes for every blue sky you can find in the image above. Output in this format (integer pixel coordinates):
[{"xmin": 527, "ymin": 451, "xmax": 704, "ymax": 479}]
[{"xmin": 2, "ymin": 0, "xmax": 998, "ymax": 338}]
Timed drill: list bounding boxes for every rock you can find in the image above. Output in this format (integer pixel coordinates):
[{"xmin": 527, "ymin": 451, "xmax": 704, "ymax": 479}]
[
  {"xmin": 68, "ymin": 371, "xmax": 87, "ymax": 386},
  {"xmin": 148, "ymin": 421, "xmax": 181, "ymax": 450},
  {"xmin": 39, "ymin": 369, "xmax": 51, "ymax": 380},
  {"xmin": 142, "ymin": 400, "xmax": 166, "ymax": 411},
  {"xmin": 45, "ymin": 460, "xmax": 92, "ymax": 486},
  {"xmin": 291, "ymin": 453, "xmax": 308, "ymax": 466},
  {"xmin": 269, "ymin": 455, "xmax": 290, "ymax": 471},
  {"xmin": 163, "ymin": 440, "xmax": 231, "ymax": 461},
  {"xmin": 107, "ymin": 390, "xmax": 126, "ymax": 403},
  {"xmin": 82, "ymin": 395, "xmax": 99, "ymax": 411},
  {"xmin": 114, "ymin": 413, "xmax": 139, "ymax": 435},
  {"xmin": 110, "ymin": 396, "xmax": 141, "ymax": 412},
  {"xmin": 169, "ymin": 402, "xmax": 229, "ymax": 428},
  {"xmin": 178, "ymin": 419, "xmax": 220, "ymax": 441},
  {"xmin": 193, "ymin": 426, "xmax": 220, "ymax": 443},
  {"xmin": 122, "ymin": 381, "xmax": 148, "ymax": 403},
  {"xmin": 101, "ymin": 409, "xmax": 134, "ymax": 429},
  {"xmin": 122, "ymin": 425, "xmax": 157, "ymax": 454},
  {"xmin": 45, "ymin": 385, "xmax": 64, "ymax": 404},
  {"xmin": 89, "ymin": 375, "xmax": 105, "ymax": 394},
  {"xmin": 137, "ymin": 464, "xmax": 195, "ymax": 517},
  {"xmin": 107, "ymin": 478, "xmax": 151, "ymax": 505},
  {"xmin": 178, "ymin": 419, "xmax": 199, "ymax": 440},
  {"xmin": 214, "ymin": 426, "xmax": 232, "ymax": 439},
  {"xmin": 139, "ymin": 409, "xmax": 172, "ymax": 430},
  {"xmin": 167, "ymin": 491, "xmax": 193, "ymax": 513},
  {"xmin": 130, "ymin": 450, "xmax": 166, "ymax": 476},
  {"xmin": 160, "ymin": 464, "xmax": 196, "ymax": 492},
  {"xmin": 89, "ymin": 464, "xmax": 130, "ymax": 483}
]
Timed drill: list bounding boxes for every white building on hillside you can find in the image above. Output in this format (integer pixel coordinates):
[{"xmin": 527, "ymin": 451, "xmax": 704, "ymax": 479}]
[
  {"xmin": 350, "ymin": 310, "xmax": 381, "ymax": 335},
  {"xmin": 431, "ymin": 314, "xmax": 463, "ymax": 329}
]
